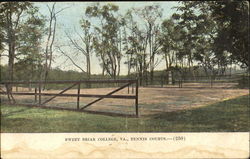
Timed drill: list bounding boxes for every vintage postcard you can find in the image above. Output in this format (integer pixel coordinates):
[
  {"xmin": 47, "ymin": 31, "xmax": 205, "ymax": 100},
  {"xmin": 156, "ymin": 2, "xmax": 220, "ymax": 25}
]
[{"xmin": 0, "ymin": 1, "xmax": 249, "ymax": 158}]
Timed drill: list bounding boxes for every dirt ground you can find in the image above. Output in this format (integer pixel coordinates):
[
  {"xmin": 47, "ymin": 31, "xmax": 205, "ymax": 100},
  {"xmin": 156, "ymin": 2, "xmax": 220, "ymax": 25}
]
[{"xmin": 1, "ymin": 84, "xmax": 249, "ymax": 116}]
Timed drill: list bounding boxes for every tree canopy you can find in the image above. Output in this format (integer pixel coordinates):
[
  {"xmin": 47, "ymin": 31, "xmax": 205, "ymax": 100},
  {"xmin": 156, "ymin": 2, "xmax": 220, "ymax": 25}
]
[{"xmin": 0, "ymin": 1, "xmax": 248, "ymax": 85}]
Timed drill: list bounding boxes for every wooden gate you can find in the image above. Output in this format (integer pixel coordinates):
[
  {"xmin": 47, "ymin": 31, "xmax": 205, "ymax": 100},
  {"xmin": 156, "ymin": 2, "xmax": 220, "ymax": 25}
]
[{"xmin": 0, "ymin": 79, "xmax": 139, "ymax": 117}]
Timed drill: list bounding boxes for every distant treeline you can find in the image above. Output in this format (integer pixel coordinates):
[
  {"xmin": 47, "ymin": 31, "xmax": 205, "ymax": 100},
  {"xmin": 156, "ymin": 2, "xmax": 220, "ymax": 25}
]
[
  {"xmin": 1, "ymin": 64, "xmax": 246, "ymax": 82},
  {"xmin": 0, "ymin": 2, "xmax": 249, "ymax": 90}
]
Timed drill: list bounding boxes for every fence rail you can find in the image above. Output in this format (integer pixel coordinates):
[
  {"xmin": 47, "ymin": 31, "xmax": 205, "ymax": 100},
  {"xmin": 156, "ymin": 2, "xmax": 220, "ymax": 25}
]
[
  {"xmin": 0, "ymin": 79, "xmax": 137, "ymax": 84},
  {"xmin": 0, "ymin": 79, "xmax": 139, "ymax": 117},
  {"xmin": 144, "ymin": 74, "xmax": 243, "ymax": 88}
]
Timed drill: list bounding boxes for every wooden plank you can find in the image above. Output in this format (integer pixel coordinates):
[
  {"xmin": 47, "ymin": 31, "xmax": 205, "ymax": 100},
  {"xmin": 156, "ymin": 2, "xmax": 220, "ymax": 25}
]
[
  {"xmin": 79, "ymin": 94, "xmax": 135, "ymax": 99},
  {"xmin": 0, "ymin": 79, "xmax": 137, "ymax": 85},
  {"xmin": 41, "ymin": 82, "xmax": 78, "ymax": 105},
  {"xmin": 132, "ymin": 84, "xmax": 134, "ymax": 94},
  {"xmin": 0, "ymin": 92, "xmax": 136, "ymax": 99},
  {"xmin": 81, "ymin": 82, "xmax": 132, "ymax": 110},
  {"xmin": 77, "ymin": 83, "xmax": 80, "ymax": 109},
  {"xmin": 1, "ymin": 80, "xmax": 139, "ymax": 117}
]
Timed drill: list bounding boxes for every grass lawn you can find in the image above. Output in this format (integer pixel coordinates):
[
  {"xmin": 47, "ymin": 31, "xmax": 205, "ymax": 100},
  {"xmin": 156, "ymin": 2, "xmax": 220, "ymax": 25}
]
[{"xmin": 1, "ymin": 95, "xmax": 249, "ymax": 132}]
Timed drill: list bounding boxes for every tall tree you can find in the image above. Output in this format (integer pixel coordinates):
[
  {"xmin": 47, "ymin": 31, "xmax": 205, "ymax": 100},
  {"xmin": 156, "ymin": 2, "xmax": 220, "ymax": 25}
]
[
  {"xmin": 86, "ymin": 3, "xmax": 123, "ymax": 79},
  {"xmin": 123, "ymin": 9, "xmax": 147, "ymax": 85},
  {"xmin": 80, "ymin": 19, "xmax": 93, "ymax": 81},
  {"xmin": 61, "ymin": 19, "xmax": 93, "ymax": 82},
  {"xmin": 134, "ymin": 5, "xmax": 163, "ymax": 84},
  {"xmin": 0, "ymin": 2, "xmax": 45, "ymax": 84},
  {"xmin": 173, "ymin": 1, "xmax": 249, "ymax": 77},
  {"xmin": 15, "ymin": 7, "xmax": 45, "ymax": 81},
  {"xmin": 43, "ymin": 3, "xmax": 68, "ymax": 89},
  {"xmin": 172, "ymin": 2, "xmax": 228, "ymax": 78},
  {"xmin": 160, "ymin": 18, "xmax": 181, "ymax": 75},
  {"xmin": 211, "ymin": 1, "xmax": 249, "ymax": 69},
  {"xmin": 0, "ymin": 2, "xmax": 31, "ymax": 82}
]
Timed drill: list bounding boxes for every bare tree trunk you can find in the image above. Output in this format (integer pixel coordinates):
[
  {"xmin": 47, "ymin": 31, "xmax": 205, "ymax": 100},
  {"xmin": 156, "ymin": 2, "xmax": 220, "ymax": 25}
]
[
  {"xmin": 87, "ymin": 55, "xmax": 91, "ymax": 79},
  {"xmin": 148, "ymin": 23, "xmax": 153, "ymax": 85},
  {"xmin": 86, "ymin": 54, "xmax": 91, "ymax": 88},
  {"xmin": 102, "ymin": 66, "xmax": 105, "ymax": 76},
  {"xmin": 143, "ymin": 52, "xmax": 147, "ymax": 86},
  {"xmin": 8, "ymin": 41, "xmax": 15, "ymax": 92},
  {"xmin": 139, "ymin": 63, "xmax": 143, "ymax": 86},
  {"xmin": 47, "ymin": 15, "xmax": 57, "ymax": 78},
  {"xmin": 165, "ymin": 53, "xmax": 169, "ymax": 84},
  {"xmin": 127, "ymin": 55, "xmax": 130, "ymax": 77},
  {"xmin": 117, "ymin": 59, "xmax": 121, "ymax": 78},
  {"xmin": 7, "ymin": 8, "xmax": 15, "ymax": 92},
  {"xmin": 8, "ymin": 42, "xmax": 14, "ymax": 81},
  {"xmin": 150, "ymin": 55, "xmax": 154, "ymax": 85},
  {"xmin": 43, "ymin": 4, "xmax": 57, "ymax": 90}
]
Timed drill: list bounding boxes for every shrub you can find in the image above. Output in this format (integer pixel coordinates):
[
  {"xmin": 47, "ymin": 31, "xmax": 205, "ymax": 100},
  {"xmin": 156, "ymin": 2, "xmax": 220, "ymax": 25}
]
[{"xmin": 238, "ymin": 75, "xmax": 249, "ymax": 88}]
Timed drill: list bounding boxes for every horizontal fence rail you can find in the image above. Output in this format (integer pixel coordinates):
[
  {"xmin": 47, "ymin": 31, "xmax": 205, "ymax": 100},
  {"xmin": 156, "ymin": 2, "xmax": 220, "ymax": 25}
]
[
  {"xmin": 143, "ymin": 74, "xmax": 243, "ymax": 88},
  {"xmin": 0, "ymin": 79, "xmax": 137, "ymax": 85},
  {"xmin": 2, "ymin": 92, "xmax": 136, "ymax": 99},
  {"xmin": 0, "ymin": 79, "xmax": 139, "ymax": 117}
]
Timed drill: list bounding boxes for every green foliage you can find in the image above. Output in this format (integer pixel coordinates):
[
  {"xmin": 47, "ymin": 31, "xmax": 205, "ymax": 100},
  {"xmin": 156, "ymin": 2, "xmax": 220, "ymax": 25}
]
[
  {"xmin": 159, "ymin": 18, "xmax": 183, "ymax": 69},
  {"xmin": 1, "ymin": 2, "xmax": 248, "ymax": 84},
  {"xmin": 172, "ymin": 2, "xmax": 226, "ymax": 77},
  {"xmin": 212, "ymin": 1, "xmax": 249, "ymax": 68},
  {"xmin": 238, "ymin": 75, "xmax": 250, "ymax": 88},
  {"xmin": 0, "ymin": 65, "xmax": 8, "ymax": 81},
  {"xmin": 86, "ymin": 3, "xmax": 123, "ymax": 79},
  {"xmin": 14, "ymin": 12, "xmax": 45, "ymax": 81},
  {"xmin": 1, "ymin": 95, "xmax": 249, "ymax": 132},
  {"xmin": 172, "ymin": 1, "xmax": 249, "ymax": 71},
  {"xmin": 0, "ymin": 2, "xmax": 46, "ymax": 81}
]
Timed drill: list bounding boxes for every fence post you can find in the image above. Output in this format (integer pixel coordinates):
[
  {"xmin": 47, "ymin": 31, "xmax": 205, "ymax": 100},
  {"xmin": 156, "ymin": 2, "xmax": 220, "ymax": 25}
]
[
  {"xmin": 182, "ymin": 78, "xmax": 184, "ymax": 88},
  {"xmin": 35, "ymin": 87, "xmax": 37, "ymax": 103},
  {"xmin": 127, "ymin": 85, "xmax": 130, "ymax": 94},
  {"xmin": 210, "ymin": 76, "xmax": 213, "ymax": 88},
  {"xmin": 38, "ymin": 82, "xmax": 41, "ymax": 106},
  {"xmin": 135, "ymin": 80, "xmax": 139, "ymax": 117},
  {"xmin": 77, "ymin": 83, "xmax": 81, "ymax": 109},
  {"xmin": 132, "ymin": 84, "xmax": 134, "ymax": 94},
  {"xmin": 179, "ymin": 78, "xmax": 183, "ymax": 88},
  {"xmin": 161, "ymin": 75, "xmax": 163, "ymax": 88}
]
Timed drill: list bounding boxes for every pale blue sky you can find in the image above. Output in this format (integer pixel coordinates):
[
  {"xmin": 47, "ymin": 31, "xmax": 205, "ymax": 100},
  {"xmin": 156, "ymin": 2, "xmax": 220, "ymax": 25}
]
[{"xmin": 2, "ymin": 2, "xmax": 180, "ymax": 75}]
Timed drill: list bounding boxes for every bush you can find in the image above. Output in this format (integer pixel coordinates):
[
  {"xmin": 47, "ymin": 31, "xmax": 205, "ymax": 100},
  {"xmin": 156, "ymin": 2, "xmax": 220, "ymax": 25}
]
[{"xmin": 238, "ymin": 75, "xmax": 249, "ymax": 88}]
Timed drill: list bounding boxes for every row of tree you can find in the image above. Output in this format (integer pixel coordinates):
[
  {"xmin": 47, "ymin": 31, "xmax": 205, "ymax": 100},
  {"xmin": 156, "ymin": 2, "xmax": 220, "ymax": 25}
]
[{"xmin": 0, "ymin": 1, "xmax": 249, "ymax": 87}]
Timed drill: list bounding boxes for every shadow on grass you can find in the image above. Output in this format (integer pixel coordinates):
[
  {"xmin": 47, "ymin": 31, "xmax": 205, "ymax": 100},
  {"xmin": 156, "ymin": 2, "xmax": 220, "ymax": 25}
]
[
  {"xmin": 146, "ymin": 95, "xmax": 249, "ymax": 132},
  {"xmin": 1, "ymin": 107, "xmax": 30, "ymax": 118}
]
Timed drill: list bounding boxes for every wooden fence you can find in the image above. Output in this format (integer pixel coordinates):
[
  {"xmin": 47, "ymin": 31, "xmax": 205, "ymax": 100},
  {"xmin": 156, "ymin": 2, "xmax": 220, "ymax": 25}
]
[
  {"xmin": 144, "ymin": 74, "xmax": 242, "ymax": 88},
  {"xmin": 0, "ymin": 79, "xmax": 139, "ymax": 117}
]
